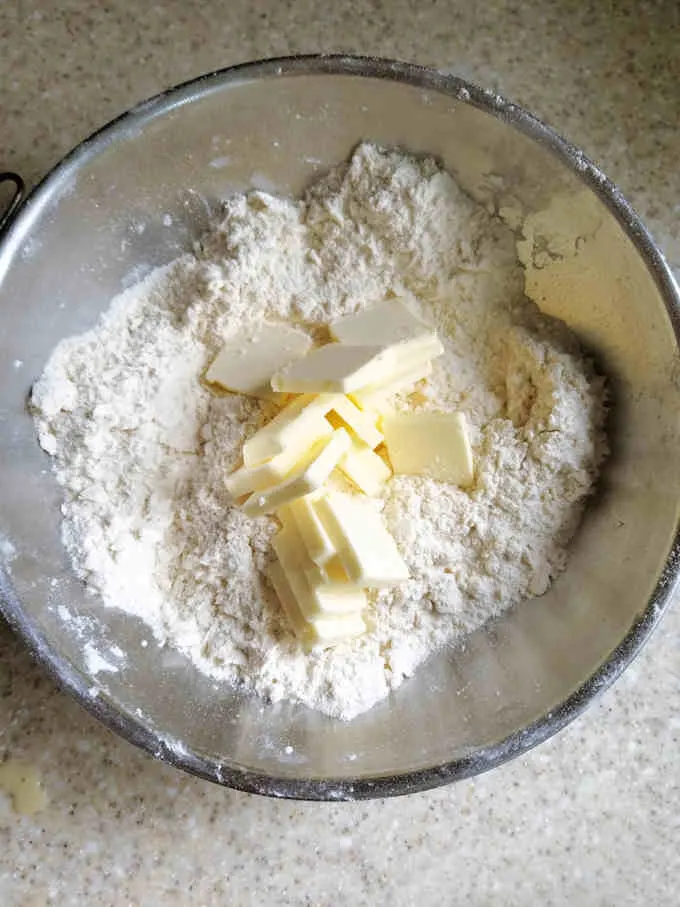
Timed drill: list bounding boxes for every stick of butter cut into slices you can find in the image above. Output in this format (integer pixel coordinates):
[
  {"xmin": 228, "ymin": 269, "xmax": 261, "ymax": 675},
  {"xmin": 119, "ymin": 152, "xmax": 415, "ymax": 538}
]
[
  {"xmin": 242, "ymin": 429, "xmax": 351, "ymax": 516},
  {"xmin": 314, "ymin": 492, "xmax": 410, "ymax": 588},
  {"xmin": 382, "ymin": 411, "xmax": 474, "ymax": 487},
  {"xmin": 205, "ymin": 322, "xmax": 311, "ymax": 398}
]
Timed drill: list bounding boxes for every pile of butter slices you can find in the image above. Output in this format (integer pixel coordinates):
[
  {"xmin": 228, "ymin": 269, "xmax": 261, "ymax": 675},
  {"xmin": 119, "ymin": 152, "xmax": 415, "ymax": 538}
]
[{"xmin": 205, "ymin": 299, "xmax": 474, "ymax": 649}]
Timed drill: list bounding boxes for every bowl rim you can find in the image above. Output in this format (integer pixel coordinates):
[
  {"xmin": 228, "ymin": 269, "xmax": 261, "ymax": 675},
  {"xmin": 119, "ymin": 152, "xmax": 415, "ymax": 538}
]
[{"xmin": 2, "ymin": 53, "xmax": 680, "ymax": 801}]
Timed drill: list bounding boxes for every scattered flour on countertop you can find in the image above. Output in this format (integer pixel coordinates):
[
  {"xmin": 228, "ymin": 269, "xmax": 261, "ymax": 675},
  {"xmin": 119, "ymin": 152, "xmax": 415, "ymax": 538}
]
[{"xmin": 31, "ymin": 144, "xmax": 607, "ymax": 720}]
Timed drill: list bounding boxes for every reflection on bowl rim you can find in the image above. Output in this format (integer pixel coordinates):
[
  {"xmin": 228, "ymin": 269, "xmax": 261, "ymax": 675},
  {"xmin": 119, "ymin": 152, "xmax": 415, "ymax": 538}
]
[{"xmin": 1, "ymin": 54, "xmax": 679, "ymax": 801}]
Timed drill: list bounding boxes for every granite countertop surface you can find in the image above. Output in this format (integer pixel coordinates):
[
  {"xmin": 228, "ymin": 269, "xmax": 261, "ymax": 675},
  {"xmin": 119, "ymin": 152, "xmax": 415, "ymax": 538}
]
[{"xmin": 1, "ymin": 1, "xmax": 678, "ymax": 904}]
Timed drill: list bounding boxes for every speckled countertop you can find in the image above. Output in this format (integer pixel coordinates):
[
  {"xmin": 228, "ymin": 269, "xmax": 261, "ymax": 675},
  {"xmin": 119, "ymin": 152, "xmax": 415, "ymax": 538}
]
[{"xmin": 1, "ymin": 2, "xmax": 679, "ymax": 905}]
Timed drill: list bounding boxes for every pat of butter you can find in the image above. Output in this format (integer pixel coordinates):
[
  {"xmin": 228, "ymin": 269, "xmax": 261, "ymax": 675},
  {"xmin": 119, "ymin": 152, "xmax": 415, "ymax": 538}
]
[
  {"xmin": 268, "ymin": 561, "xmax": 365, "ymax": 648},
  {"xmin": 242, "ymin": 394, "xmax": 334, "ymax": 467},
  {"xmin": 330, "ymin": 297, "xmax": 432, "ymax": 345},
  {"xmin": 382, "ymin": 410, "xmax": 474, "ymax": 487},
  {"xmin": 350, "ymin": 360, "xmax": 433, "ymax": 411},
  {"xmin": 280, "ymin": 494, "xmax": 336, "ymax": 566},
  {"xmin": 339, "ymin": 438, "xmax": 391, "ymax": 496},
  {"xmin": 326, "ymin": 394, "xmax": 383, "ymax": 449},
  {"xmin": 329, "ymin": 298, "xmax": 444, "ymax": 363},
  {"xmin": 242, "ymin": 429, "xmax": 351, "ymax": 516},
  {"xmin": 273, "ymin": 522, "xmax": 367, "ymax": 617},
  {"xmin": 315, "ymin": 492, "xmax": 410, "ymax": 588},
  {"xmin": 271, "ymin": 344, "xmax": 397, "ymax": 395},
  {"xmin": 205, "ymin": 322, "xmax": 311, "ymax": 398}
]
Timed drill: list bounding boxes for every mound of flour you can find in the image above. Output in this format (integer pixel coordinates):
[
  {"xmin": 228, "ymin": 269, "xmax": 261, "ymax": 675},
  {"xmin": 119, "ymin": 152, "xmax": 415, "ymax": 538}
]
[{"xmin": 32, "ymin": 144, "xmax": 607, "ymax": 720}]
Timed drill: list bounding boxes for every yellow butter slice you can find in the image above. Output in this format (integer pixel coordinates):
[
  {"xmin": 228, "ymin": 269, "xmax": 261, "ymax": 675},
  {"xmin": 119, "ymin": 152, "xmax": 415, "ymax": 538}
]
[
  {"xmin": 330, "ymin": 298, "xmax": 436, "ymax": 348},
  {"xmin": 242, "ymin": 394, "xmax": 334, "ymax": 467},
  {"xmin": 329, "ymin": 299, "xmax": 444, "ymax": 377},
  {"xmin": 349, "ymin": 360, "xmax": 433, "ymax": 411},
  {"xmin": 326, "ymin": 394, "xmax": 383, "ymax": 449},
  {"xmin": 271, "ymin": 344, "xmax": 397, "ymax": 395},
  {"xmin": 205, "ymin": 322, "xmax": 311, "ymax": 398},
  {"xmin": 382, "ymin": 410, "xmax": 474, "ymax": 487},
  {"xmin": 226, "ymin": 444, "xmax": 310, "ymax": 500},
  {"xmin": 339, "ymin": 438, "xmax": 391, "ymax": 496},
  {"xmin": 267, "ymin": 561, "xmax": 313, "ymax": 643}
]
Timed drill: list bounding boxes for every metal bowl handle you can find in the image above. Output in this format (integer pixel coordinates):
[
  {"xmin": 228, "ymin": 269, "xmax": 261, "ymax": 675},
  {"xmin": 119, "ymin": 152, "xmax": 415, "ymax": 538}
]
[{"xmin": 0, "ymin": 172, "xmax": 25, "ymax": 234}]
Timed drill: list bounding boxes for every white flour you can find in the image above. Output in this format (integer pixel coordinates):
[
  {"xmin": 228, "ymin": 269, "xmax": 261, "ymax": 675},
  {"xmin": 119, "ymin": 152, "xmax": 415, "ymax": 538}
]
[{"xmin": 32, "ymin": 144, "xmax": 607, "ymax": 720}]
